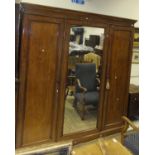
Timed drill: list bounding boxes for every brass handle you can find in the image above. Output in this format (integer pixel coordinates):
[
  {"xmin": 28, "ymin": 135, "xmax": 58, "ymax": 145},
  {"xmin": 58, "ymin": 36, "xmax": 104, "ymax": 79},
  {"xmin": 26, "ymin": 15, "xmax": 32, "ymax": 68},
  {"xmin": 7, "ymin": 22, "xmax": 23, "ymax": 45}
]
[
  {"xmin": 41, "ymin": 49, "xmax": 45, "ymax": 52},
  {"xmin": 106, "ymin": 79, "xmax": 110, "ymax": 90}
]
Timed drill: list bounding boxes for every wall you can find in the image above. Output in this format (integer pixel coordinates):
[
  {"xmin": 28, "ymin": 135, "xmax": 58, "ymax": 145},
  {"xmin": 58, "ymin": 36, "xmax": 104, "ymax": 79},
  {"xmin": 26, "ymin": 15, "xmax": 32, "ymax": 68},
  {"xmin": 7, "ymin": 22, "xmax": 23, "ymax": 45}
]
[
  {"xmin": 130, "ymin": 64, "xmax": 139, "ymax": 85},
  {"xmin": 20, "ymin": 0, "xmax": 139, "ymax": 85}
]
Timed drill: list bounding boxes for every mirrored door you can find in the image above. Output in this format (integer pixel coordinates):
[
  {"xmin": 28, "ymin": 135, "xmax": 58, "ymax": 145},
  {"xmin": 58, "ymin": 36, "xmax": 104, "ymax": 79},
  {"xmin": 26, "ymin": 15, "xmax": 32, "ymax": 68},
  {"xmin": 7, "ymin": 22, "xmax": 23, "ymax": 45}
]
[{"xmin": 63, "ymin": 26, "xmax": 105, "ymax": 135}]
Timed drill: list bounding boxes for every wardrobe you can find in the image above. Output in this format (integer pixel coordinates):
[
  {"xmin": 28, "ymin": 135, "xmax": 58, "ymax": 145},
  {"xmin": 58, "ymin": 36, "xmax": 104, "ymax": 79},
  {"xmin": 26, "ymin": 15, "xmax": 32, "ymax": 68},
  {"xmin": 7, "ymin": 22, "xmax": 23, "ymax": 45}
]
[{"xmin": 15, "ymin": 3, "xmax": 136, "ymax": 148}]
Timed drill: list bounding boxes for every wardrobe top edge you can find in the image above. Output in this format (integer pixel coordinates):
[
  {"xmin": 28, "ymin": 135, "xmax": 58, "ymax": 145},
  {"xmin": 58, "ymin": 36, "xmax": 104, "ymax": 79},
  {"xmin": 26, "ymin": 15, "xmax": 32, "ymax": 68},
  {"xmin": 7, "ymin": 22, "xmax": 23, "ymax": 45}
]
[{"xmin": 19, "ymin": 3, "xmax": 137, "ymax": 25}]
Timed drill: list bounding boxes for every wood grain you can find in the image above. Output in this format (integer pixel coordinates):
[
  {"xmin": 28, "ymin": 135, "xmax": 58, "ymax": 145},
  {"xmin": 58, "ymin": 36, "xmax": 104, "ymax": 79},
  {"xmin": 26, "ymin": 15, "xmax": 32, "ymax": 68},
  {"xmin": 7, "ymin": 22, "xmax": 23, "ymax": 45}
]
[
  {"xmin": 16, "ymin": 15, "xmax": 64, "ymax": 147},
  {"xmin": 104, "ymin": 26, "xmax": 133, "ymax": 128}
]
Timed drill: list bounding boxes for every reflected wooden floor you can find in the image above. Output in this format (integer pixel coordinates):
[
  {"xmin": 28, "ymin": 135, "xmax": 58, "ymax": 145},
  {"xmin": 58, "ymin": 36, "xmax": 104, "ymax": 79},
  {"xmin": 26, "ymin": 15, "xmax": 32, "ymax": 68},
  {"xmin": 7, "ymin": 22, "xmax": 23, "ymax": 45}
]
[{"xmin": 63, "ymin": 95, "xmax": 97, "ymax": 134}]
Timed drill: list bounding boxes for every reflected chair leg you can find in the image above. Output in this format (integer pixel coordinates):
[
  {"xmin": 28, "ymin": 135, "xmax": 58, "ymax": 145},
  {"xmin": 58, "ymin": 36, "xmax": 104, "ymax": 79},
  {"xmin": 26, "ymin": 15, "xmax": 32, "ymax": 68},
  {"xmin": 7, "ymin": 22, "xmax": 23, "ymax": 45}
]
[
  {"xmin": 81, "ymin": 103, "xmax": 85, "ymax": 120},
  {"xmin": 73, "ymin": 98, "xmax": 77, "ymax": 108}
]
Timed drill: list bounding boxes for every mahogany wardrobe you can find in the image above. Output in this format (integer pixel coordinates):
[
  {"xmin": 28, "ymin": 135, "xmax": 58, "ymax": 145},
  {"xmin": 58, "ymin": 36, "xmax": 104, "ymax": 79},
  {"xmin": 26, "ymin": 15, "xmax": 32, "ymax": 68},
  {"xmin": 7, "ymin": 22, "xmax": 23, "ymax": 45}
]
[{"xmin": 15, "ymin": 3, "xmax": 136, "ymax": 148}]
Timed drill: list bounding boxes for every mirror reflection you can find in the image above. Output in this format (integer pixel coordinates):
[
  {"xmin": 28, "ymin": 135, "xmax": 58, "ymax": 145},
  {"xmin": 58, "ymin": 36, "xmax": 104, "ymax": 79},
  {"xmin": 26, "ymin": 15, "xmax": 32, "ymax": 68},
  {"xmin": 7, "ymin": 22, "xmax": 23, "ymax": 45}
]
[{"xmin": 63, "ymin": 26, "xmax": 105, "ymax": 134}]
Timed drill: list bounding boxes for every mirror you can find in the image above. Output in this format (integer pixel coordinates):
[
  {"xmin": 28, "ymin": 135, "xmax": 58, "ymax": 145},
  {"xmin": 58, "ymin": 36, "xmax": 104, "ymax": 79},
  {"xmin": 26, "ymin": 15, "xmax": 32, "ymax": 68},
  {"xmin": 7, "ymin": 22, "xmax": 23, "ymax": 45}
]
[{"xmin": 63, "ymin": 26, "xmax": 105, "ymax": 134}]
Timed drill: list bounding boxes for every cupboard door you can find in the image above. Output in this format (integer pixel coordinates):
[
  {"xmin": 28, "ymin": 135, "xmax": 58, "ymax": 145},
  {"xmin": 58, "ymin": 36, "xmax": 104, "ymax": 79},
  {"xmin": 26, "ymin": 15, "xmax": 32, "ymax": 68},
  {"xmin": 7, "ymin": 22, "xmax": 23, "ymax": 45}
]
[
  {"xmin": 104, "ymin": 26, "xmax": 133, "ymax": 129},
  {"xmin": 16, "ymin": 15, "xmax": 64, "ymax": 147}
]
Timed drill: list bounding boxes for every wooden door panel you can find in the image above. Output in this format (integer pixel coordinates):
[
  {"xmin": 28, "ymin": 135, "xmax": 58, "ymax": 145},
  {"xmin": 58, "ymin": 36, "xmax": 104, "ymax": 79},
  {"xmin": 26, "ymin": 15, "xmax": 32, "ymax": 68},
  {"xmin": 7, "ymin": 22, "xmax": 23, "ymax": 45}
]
[
  {"xmin": 16, "ymin": 15, "xmax": 63, "ymax": 147},
  {"xmin": 105, "ymin": 27, "xmax": 133, "ymax": 128},
  {"xmin": 23, "ymin": 22, "xmax": 58, "ymax": 144}
]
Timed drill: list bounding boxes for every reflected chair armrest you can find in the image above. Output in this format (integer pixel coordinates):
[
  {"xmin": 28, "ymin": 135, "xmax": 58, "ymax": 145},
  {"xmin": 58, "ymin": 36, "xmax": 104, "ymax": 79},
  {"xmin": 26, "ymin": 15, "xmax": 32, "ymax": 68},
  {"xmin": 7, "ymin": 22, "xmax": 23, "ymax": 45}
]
[
  {"xmin": 76, "ymin": 79, "xmax": 87, "ymax": 93},
  {"xmin": 96, "ymin": 78, "xmax": 100, "ymax": 84},
  {"xmin": 96, "ymin": 78, "xmax": 100, "ymax": 90},
  {"xmin": 65, "ymin": 86, "xmax": 69, "ymax": 99}
]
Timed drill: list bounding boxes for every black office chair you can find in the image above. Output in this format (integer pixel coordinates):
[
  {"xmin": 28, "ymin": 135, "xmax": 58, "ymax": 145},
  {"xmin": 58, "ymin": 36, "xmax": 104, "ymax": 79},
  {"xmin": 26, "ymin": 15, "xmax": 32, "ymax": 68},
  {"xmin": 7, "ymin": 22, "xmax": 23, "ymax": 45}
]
[{"xmin": 73, "ymin": 63, "xmax": 100, "ymax": 120}]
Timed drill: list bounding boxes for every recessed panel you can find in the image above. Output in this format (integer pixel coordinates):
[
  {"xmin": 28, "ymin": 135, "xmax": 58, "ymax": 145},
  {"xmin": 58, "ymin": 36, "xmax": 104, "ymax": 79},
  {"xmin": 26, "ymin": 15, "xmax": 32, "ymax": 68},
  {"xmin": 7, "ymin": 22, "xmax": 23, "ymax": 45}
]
[{"xmin": 22, "ymin": 21, "xmax": 59, "ymax": 145}]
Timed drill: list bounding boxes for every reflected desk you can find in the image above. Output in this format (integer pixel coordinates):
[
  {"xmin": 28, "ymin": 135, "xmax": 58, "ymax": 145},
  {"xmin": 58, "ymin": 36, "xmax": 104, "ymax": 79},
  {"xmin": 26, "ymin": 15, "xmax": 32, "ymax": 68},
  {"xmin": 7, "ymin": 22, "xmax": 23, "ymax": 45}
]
[{"xmin": 72, "ymin": 138, "xmax": 132, "ymax": 155}]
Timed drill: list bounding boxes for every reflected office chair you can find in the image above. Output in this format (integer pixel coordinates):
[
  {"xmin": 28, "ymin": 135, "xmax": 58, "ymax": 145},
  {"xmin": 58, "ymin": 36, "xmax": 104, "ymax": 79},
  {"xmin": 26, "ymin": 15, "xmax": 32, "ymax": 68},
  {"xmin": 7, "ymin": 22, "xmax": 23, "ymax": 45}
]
[
  {"xmin": 73, "ymin": 63, "xmax": 100, "ymax": 120},
  {"xmin": 121, "ymin": 116, "xmax": 139, "ymax": 155}
]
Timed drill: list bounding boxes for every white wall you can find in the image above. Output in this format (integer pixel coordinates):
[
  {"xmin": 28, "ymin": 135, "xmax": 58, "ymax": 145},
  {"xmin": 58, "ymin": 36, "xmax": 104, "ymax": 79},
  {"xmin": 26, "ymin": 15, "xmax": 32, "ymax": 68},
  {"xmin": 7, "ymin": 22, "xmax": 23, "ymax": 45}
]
[
  {"xmin": 130, "ymin": 64, "xmax": 139, "ymax": 85},
  {"xmin": 83, "ymin": 27, "xmax": 104, "ymax": 39},
  {"xmin": 101, "ymin": 0, "xmax": 139, "ymax": 27},
  {"xmin": 21, "ymin": 0, "xmax": 139, "ymax": 85}
]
